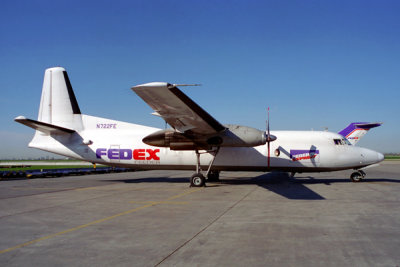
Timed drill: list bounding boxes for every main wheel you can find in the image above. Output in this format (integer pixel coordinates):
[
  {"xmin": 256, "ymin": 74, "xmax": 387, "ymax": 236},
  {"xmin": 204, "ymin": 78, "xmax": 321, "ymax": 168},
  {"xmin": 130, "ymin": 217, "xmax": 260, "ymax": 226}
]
[
  {"xmin": 207, "ymin": 171, "xmax": 220, "ymax": 182},
  {"xmin": 191, "ymin": 173, "xmax": 206, "ymax": 187},
  {"xmin": 350, "ymin": 172, "xmax": 363, "ymax": 182}
]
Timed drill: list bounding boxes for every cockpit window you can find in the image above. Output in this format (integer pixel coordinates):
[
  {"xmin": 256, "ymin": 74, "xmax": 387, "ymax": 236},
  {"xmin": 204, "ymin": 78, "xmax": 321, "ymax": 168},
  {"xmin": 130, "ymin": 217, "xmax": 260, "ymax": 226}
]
[
  {"xmin": 343, "ymin": 138, "xmax": 352, "ymax": 145},
  {"xmin": 334, "ymin": 138, "xmax": 352, "ymax": 145}
]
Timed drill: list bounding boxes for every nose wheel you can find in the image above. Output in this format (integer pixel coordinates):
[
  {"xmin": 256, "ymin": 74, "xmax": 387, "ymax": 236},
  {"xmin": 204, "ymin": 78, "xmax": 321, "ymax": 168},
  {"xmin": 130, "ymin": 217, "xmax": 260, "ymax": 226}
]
[{"xmin": 350, "ymin": 170, "xmax": 366, "ymax": 182}]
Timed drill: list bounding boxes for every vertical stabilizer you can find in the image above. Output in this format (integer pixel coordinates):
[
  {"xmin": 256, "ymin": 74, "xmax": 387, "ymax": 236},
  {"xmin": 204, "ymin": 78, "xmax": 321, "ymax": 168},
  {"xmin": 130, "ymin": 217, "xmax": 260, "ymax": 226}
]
[
  {"xmin": 338, "ymin": 122, "xmax": 382, "ymax": 145},
  {"xmin": 38, "ymin": 67, "xmax": 83, "ymax": 131}
]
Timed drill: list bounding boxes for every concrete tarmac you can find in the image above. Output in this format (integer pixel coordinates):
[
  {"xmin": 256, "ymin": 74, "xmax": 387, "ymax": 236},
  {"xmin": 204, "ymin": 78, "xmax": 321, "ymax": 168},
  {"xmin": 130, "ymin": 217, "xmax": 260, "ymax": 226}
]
[{"xmin": 0, "ymin": 161, "xmax": 399, "ymax": 266}]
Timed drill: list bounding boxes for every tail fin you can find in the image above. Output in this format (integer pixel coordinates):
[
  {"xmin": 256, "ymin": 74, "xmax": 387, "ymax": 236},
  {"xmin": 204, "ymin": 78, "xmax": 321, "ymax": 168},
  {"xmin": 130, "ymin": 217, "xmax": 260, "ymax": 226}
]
[
  {"xmin": 14, "ymin": 67, "xmax": 87, "ymax": 158},
  {"xmin": 36, "ymin": 67, "xmax": 83, "ymax": 131},
  {"xmin": 338, "ymin": 122, "xmax": 382, "ymax": 145}
]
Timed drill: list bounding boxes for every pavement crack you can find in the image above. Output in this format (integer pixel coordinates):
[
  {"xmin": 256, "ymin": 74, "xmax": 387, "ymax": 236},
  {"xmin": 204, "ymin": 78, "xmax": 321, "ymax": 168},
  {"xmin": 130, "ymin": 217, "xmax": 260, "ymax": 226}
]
[{"xmin": 155, "ymin": 185, "xmax": 257, "ymax": 266}]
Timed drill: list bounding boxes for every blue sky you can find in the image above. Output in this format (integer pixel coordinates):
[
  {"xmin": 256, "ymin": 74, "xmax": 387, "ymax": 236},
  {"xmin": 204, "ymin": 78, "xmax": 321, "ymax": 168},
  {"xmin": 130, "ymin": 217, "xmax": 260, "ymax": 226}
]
[{"xmin": 1, "ymin": 0, "xmax": 399, "ymax": 159}]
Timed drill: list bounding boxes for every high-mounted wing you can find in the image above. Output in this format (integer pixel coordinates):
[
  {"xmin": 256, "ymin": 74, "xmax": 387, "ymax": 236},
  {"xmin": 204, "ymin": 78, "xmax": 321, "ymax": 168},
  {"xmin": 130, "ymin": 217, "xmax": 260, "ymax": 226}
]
[{"xmin": 131, "ymin": 82, "xmax": 225, "ymax": 135}]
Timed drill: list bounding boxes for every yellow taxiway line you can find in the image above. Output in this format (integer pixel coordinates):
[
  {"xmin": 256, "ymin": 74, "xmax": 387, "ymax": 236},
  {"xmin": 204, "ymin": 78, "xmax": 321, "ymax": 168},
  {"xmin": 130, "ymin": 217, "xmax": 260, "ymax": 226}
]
[{"xmin": 0, "ymin": 188, "xmax": 202, "ymax": 254}]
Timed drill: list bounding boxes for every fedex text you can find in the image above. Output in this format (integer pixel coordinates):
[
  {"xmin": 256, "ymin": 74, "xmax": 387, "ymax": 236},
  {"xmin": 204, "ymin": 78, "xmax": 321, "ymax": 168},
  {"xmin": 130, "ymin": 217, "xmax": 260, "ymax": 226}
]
[
  {"xmin": 96, "ymin": 148, "xmax": 160, "ymax": 160},
  {"xmin": 290, "ymin": 149, "xmax": 319, "ymax": 161}
]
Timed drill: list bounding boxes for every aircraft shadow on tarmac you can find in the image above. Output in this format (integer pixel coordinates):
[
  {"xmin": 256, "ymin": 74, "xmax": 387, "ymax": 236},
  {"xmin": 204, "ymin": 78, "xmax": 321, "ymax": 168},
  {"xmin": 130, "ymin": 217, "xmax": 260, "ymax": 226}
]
[
  {"xmin": 223, "ymin": 172, "xmax": 326, "ymax": 200},
  {"xmin": 104, "ymin": 172, "xmax": 399, "ymax": 200}
]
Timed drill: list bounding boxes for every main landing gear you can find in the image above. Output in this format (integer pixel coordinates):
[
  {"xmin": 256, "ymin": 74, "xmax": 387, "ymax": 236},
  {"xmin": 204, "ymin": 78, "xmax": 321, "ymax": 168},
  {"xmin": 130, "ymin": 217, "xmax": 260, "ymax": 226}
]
[
  {"xmin": 190, "ymin": 148, "xmax": 220, "ymax": 187},
  {"xmin": 350, "ymin": 170, "xmax": 366, "ymax": 182},
  {"xmin": 191, "ymin": 173, "xmax": 206, "ymax": 187}
]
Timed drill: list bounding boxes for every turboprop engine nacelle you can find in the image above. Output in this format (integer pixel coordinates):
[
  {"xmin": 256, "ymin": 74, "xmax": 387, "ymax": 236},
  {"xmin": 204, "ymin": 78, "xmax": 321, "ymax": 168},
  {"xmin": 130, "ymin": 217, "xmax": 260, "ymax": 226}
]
[
  {"xmin": 142, "ymin": 129, "xmax": 197, "ymax": 150},
  {"xmin": 142, "ymin": 124, "xmax": 268, "ymax": 150}
]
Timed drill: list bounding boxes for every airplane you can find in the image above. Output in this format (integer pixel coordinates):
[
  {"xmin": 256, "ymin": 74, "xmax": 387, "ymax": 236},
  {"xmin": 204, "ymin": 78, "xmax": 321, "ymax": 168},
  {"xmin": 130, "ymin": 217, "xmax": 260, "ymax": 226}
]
[{"xmin": 15, "ymin": 67, "xmax": 384, "ymax": 187}]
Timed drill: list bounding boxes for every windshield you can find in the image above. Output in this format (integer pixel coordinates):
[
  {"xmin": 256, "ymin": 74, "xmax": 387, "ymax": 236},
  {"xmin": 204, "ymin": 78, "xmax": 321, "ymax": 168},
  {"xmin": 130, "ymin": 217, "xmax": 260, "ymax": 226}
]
[
  {"xmin": 343, "ymin": 138, "xmax": 352, "ymax": 145},
  {"xmin": 333, "ymin": 138, "xmax": 352, "ymax": 146}
]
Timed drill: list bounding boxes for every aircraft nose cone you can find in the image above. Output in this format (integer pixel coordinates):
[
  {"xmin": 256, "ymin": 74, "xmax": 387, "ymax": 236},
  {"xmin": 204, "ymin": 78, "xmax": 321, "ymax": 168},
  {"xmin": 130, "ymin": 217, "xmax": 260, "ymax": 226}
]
[
  {"xmin": 377, "ymin": 152, "xmax": 384, "ymax": 162},
  {"xmin": 359, "ymin": 148, "xmax": 384, "ymax": 165}
]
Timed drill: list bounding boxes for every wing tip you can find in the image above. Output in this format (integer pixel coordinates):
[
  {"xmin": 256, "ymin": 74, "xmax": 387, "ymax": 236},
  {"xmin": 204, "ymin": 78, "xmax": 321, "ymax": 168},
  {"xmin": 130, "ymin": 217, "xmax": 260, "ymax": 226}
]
[{"xmin": 14, "ymin": 115, "xmax": 27, "ymax": 121}]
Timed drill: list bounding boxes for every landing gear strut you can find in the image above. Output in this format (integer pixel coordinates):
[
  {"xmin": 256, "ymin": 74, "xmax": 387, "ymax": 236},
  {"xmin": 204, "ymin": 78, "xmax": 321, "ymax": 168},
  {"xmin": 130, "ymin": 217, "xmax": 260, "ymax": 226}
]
[
  {"xmin": 350, "ymin": 170, "xmax": 366, "ymax": 182},
  {"xmin": 190, "ymin": 148, "xmax": 220, "ymax": 187}
]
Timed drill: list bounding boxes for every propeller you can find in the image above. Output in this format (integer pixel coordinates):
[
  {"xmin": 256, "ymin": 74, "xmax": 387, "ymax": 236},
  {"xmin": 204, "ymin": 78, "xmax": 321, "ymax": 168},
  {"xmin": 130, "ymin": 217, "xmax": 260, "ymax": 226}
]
[{"xmin": 266, "ymin": 107, "xmax": 277, "ymax": 168}]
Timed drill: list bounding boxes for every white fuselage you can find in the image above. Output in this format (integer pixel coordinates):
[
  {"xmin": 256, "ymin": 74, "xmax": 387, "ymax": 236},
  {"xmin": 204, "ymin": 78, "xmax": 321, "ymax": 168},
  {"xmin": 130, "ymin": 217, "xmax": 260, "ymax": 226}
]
[{"xmin": 28, "ymin": 115, "xmax": 383, "ymax": 173}]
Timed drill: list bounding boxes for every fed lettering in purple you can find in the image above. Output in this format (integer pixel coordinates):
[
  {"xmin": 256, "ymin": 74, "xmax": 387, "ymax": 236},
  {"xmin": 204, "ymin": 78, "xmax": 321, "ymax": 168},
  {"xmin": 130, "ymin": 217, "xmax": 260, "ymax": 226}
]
[
  {"xmin": 290, "ymin": 150, "xmax": 319, "ymax": 161},
  {"xmin": 96, "ymin": 148, "xmax": 160, "ymax": 160}
]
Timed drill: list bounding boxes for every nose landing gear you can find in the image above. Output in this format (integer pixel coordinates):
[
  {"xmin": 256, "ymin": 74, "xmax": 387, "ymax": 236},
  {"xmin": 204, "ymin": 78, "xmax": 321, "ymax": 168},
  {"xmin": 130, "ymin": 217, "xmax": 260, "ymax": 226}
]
[{"xmin": 350, "ymin": 170, "xmax": 366, "ymax": 182}]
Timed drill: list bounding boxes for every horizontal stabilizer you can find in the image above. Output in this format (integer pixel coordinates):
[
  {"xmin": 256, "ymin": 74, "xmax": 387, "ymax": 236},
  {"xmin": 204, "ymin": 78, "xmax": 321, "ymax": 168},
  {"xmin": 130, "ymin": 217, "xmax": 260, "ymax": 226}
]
[
  {"xmin": 352, "ymin": 122, "xmax": 383, "ymax": 129},
  {"xmin": 14, "ymin": 116, "xmax": 75, "ymax": 135}
]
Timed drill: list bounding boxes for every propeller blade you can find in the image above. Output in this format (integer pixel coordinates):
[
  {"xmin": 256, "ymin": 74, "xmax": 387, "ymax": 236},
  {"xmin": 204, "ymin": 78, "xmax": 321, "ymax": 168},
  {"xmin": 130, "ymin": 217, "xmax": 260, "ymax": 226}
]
[
  {"xmin": 266, "ymin": 107, "xmax": 277, "ymax": 168},
  {"xmin": 267, "ymin": 107, "xmax": 270, "ymax": 137},
  {"xmin": 266, "ymin": 107, "xmax": 277, "ymax": 142},
  {"xmin": 267, "ymin": 107, "xmax": 270, "ymax": 168}
]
